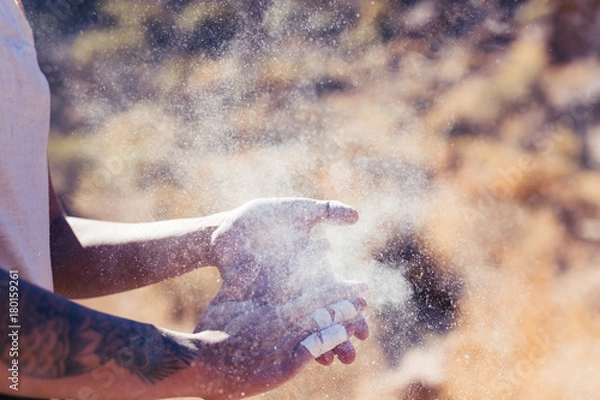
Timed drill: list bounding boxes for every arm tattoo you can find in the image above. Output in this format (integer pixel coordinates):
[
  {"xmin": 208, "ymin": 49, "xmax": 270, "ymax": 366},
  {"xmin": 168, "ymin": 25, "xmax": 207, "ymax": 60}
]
[{"xmin": 0, "ymin": 269, "xmax": 197, "ymax": 384}]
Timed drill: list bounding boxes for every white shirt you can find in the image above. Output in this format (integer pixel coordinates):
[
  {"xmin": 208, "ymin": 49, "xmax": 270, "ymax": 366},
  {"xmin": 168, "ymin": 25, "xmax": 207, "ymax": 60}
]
[{"xmin": 0, "ymin": 0, "xmax": 54, "ymax": 291}]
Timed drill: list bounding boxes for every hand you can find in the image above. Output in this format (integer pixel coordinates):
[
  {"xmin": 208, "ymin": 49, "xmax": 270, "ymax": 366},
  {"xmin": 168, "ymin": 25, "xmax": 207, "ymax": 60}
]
[
  {"xmin": 193, "ymin": 282, "xmax": 368, "ymax": 400},
  {"xmin": 208, "ymin": 197, "xmax": 359, "ymax": 301},
  {"xmin": 207, "ymin": 198, "xmax": 369, "ymax": 364}
]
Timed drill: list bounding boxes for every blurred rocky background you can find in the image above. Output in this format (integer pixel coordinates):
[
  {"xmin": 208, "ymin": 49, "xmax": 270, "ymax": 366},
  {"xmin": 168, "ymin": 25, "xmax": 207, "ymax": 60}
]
[{"xmin": 24, "ymin": 0, "xmax": 600, "ymax": 398}]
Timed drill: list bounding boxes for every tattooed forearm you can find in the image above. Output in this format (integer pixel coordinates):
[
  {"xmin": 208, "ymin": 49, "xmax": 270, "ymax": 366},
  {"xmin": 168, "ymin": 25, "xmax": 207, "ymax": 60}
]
[{"xmin": 0, "ymin": 269, "xmax": 198, "ymax": 384}]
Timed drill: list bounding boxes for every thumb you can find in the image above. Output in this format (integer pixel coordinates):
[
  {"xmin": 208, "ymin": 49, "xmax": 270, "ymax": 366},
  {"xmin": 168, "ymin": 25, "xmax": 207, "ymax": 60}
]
[{"xmin": 287, "ymin": 198, "xmax": 359, "ymax": 228}]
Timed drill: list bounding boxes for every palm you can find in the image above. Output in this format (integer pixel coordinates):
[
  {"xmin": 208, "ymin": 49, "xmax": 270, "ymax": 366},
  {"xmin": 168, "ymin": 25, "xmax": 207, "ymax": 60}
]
[
  {"xmin": 193, "ymin": 299, "xmax": 310, "ymax": 399},
  {"xmin": 196, "ymin": 197, "xmax": 369, "ymax": 382},
  {"xmin": 208, "ymin": 198, "xmax": 359, "ymax": 302},
  {"xmin": 193, "ymin": 278, "xmax": 367, "ymax": 399}
]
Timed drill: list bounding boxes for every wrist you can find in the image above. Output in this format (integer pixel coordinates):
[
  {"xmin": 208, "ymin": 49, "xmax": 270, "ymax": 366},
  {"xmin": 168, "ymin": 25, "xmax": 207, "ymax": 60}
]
[
  {"xmin": 187, "ymin": 212, "xmax": 229, "ymax": 268},
  {"xmin": 152, "ymin": 330, "xmax": 233, "ymax": 400}
]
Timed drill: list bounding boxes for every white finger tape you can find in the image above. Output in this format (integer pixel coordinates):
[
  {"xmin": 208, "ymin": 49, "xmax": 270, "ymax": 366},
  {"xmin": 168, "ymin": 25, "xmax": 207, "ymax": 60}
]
[
  {"xmin": 311, "ymin": 308, "xmax": 333, "ymax": 329},
  {"xmin": 321, "ymin": 324, "xmax": 349, "ymax": 352},
  {"xmin": 300, "ymin": 333, "xmax": 323, "ymax": 358},
  {"xmin": 300, "ymin": 324, "xmax": 349, "ymax": 358},
  {"xmin": 331, "ymin": 300, "xmax": 359, "ymax": 323}
]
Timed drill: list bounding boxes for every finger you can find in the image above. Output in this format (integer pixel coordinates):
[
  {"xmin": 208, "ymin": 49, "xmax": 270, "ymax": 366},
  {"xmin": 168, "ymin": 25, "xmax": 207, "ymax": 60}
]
[
  {"xmin": 310, "ymin": 200, "xmax": 359, "ymax": 227},
  {"xmin": 353, "ymin": 316, "xmax": 370, "ymax": 341},
  {"xmin": 279, "ymin": 198, "xmax": 358, "ymax": 228},
  {"xmin": 284, "ymin": 281, "xmax": 368, "ymax": 321},
  {"xmin": 315, "ymin": 351, "xmax": 335, "ymax": 366},
  {"xmin": 332, "ymin": 341, "xmax": 356, "ymax": 364},
  {"xmin": 288, "ymin": 293, "xmax": 368, "ymax": 329},
  {"xmin": 326, "ymin": 299, "xmax": 365, "ymax": 326},
  {"xmin": 298, "ymin": 312, "xmax": 367, "ymax": 361},
  {"xmin": 299, "ymin": 324, "xmax": 351, "ymax": 358}
]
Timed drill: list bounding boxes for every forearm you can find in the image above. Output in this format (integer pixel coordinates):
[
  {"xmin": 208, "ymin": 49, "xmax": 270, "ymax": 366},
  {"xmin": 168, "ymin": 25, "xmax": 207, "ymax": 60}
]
[
  {"xmin": 50, "ymin": 214, "xmax": 224, "ymax": 299},
  {"xmin": 0, "ymin": 269, "xmax": 210, "ymax": 400}
]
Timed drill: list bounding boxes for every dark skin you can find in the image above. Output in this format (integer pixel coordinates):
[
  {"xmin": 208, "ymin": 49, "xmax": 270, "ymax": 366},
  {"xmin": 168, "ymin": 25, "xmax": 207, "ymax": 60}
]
[
  {"xmin": 0, "ymin": 175, "xmax": 369, "ymax": 399},
  {"xmin": 0, "ymin": 266, "xmax": 366, "ymax": 399},
  {"xmin": 0, "ymin": 4, "xmax": 369, "ymax": 398},
  {"xmin": 48, "ymin": 174, "xmax": 220, "ymax": 298}
]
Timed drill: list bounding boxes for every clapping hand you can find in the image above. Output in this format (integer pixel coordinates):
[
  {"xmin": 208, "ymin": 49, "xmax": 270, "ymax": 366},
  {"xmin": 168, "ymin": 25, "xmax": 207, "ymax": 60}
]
[
  {"xmin": 193, "ymin": 198, "xmax": 369, "ymax": 398},
  {"xmin": 207, "ymin": 198, "xmax": 359, "ymax": 299}
]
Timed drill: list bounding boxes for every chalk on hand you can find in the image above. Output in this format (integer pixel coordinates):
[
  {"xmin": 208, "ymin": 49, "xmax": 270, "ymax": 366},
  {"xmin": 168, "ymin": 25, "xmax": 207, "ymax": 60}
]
[
  {"xmin": 300, "ymin": 324, "xmax": 349, "ymax": 358},
  {"xmin": 331, "ymin": 300, "xmax": 359, "ymax": 323}
]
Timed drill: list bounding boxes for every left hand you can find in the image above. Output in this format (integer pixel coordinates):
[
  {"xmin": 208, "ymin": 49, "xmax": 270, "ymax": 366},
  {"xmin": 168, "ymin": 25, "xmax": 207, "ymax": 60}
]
[{"xmin": 208, "ymin": 197, "xmax": 359, "ymax": 300}]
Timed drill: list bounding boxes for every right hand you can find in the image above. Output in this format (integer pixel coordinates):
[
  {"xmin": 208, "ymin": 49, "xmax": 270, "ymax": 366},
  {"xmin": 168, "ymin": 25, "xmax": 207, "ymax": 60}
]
[{"xmin": 192, "ymin": 281, "xmax": 368, "ymax": 400}]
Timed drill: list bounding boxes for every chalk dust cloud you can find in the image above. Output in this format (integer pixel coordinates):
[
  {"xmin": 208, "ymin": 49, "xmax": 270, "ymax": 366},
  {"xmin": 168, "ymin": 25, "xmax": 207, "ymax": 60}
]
[{"xmin": 26, "ymin": 0, "xmax": 600, "ymax": 398}]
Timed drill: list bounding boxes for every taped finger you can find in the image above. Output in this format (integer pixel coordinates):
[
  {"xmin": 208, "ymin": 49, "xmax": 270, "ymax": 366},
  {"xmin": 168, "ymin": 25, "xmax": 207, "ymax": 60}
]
[
  {"xmin": 304, "ymin": 298, "xmax": 366, "ymax": 332},
  {"xmin": 286, "ymin": 282, "xmax": 368, "ymax": 321},
  {"xmin": 300, "ymin": 324, "xmax": 350, "ymax": 358},
  {"xmin": 331, "ymin": 299, "xmax": 361, "ymax": 323},
  {"xmin": 311, "ymin": 307, "xmax": 334, "ymax": 330}
]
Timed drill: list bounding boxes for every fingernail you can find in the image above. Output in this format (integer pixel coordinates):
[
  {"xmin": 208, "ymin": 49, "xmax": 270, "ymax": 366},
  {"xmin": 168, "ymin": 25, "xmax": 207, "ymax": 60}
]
[
  {"xmin": 353, "ymin": 297, "xmax": 368, "ymax": 310},
  {"xmin": 326, "ymin": 201, "xmax": 359, "ymax": 224}
]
